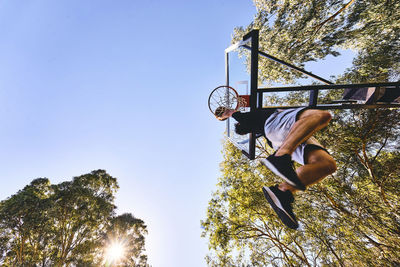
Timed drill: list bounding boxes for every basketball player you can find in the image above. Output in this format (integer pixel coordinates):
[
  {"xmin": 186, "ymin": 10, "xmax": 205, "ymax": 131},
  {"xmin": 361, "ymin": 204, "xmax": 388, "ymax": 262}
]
[{"xmin": 216, "ymin": 107, "xmax": 336, "ymax": 229}]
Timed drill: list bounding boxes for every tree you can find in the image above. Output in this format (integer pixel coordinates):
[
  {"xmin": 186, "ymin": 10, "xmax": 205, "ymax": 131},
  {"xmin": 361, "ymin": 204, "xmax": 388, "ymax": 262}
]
[
  {"xmin": 102, "ymin": 214, "xmax": 148, "ymax": 266},
  {"xmin": 0, "ymin": 170, "xmax": 148, "ymax": 267},
  {"xmin": 202, "ymin": 108, "xmax": 400, "ymax": 265},
  {"xmin": 232, "ymin": 0, "xmax": 400, "ymax": 84},
  {"xmin": 0, "ymin": 178, "xmax": 53, "ymax": 266},
  {"xmin": 202, "ymin": 0, "xmax": 400, "ymax": 265}
]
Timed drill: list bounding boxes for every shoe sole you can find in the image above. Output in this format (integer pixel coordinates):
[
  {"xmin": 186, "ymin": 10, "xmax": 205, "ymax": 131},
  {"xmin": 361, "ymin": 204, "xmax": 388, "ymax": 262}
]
[
  {"xmin": 262, "ymin": 187, "xmax": 298, "ymax": 229},
  {"xmin": 262, "ymin": 158, "xmax": 306, "ymax": 191}
]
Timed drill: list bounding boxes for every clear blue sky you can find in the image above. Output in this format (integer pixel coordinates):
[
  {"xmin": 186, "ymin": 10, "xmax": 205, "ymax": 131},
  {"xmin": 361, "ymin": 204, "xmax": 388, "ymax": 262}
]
[{"xmin": 0, "ymin": 1, "xmax": 353, "ymax": 266}]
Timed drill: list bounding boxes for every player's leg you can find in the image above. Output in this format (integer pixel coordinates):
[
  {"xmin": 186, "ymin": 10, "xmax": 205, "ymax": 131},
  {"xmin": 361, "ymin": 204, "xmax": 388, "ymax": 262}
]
[
  {"xmin": 278, "ymin": 146, "xmax": 336, "ymax": 192},
  {"xmin": 263, "ymin": 109, "xmax": 332, "ymax": 190},
  {"xmin": 262, "ymin": 145, "xmax": 336, "ymax": 229},
  {"xmin": 275, "ymin": 109, "xmax": 332, "ymax": 156}
]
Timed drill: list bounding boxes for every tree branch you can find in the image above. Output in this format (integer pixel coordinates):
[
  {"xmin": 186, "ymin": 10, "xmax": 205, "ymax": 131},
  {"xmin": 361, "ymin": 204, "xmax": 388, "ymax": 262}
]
[{"xmin": 313, "ymin": 0, "xmax": 356, "ymax": 35}]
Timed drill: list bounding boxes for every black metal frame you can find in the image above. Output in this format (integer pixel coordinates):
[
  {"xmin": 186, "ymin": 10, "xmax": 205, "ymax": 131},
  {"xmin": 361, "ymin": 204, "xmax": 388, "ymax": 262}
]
[
  {"xmin": 258, "ymin": 82, "xmax": 400, "ymax": 110},
  {"xmin": 225, "ymin": 29, "xmax": 400, "ymax": 159}
]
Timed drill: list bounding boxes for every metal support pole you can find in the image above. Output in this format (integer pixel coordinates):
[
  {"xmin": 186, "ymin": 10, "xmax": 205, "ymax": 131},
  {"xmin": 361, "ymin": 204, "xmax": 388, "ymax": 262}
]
[
  {"xmin": 243, "ymin": 30, "xmax": 259, "ymax": 160},
  {"xmin": 225, "ymin": 52, "xmax": 230, "ymax": 137},
  {"xmin": 257, "ymin": 81, "xmax": 400, "ymax": 110}
]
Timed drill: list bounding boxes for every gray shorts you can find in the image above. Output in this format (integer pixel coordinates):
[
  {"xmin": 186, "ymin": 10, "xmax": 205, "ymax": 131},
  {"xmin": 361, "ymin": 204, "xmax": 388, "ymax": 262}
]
[{"xmin": 264, "ymin": 107, "xmax": 327, "ymax": 165}]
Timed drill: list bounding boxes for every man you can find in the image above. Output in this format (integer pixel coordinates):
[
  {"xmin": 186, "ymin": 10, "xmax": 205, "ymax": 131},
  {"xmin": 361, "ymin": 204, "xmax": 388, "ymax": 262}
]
[{"xmin": 216, "ymin": 107, "xmax": 336, "ymax": 229}]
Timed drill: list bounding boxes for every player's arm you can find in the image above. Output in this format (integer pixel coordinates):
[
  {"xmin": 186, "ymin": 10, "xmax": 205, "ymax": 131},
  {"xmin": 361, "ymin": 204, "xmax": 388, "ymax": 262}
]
[{"xmin": 216, "ymin": 108, "xmax": 237, "ymax": 121}]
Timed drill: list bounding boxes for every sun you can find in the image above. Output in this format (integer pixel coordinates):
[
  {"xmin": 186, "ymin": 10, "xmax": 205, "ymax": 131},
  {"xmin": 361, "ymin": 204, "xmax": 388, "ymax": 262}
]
[{"xmin": 104, "ymin": 240, "xmax": 126, "ymax": 264}]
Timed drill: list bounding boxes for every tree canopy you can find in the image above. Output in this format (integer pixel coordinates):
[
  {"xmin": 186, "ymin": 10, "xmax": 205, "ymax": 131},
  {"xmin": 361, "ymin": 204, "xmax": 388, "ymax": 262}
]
[
  {"xmin": 202, "ymin": 0, "xmax": 400, "ymax": 265},
  {"xmin": 202, "ymin": 107, "xmax": 400, "ymax": 266},
  {"xmin": 232, "ymin": 0, "xmax": 399, "ymax": 84},
  {"xmin": 0, "ymin": 170, "xmax": 148, "ymax": 267}
]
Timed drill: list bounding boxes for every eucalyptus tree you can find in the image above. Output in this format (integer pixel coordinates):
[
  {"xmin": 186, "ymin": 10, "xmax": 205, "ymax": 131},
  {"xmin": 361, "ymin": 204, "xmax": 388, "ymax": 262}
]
[
  {"xmin": 202, "ymin": 108, "xmax": 400, "ymax": 266},
  {"xmin": 233, "ymin": 0, "xmax": 400, "ymax": 84},
  {"xmin": 0, "ymin": 170, "xmax": 148, "ymax": 266},
  {"xmin": 203, "ymin": 0, "xmax": 400, "ymax": 265}
]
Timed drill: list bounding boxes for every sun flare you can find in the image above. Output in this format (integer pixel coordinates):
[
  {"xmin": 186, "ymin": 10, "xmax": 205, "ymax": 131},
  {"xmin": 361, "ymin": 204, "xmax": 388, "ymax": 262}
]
[{"xmin": 104, "ymin": 240, "xmax": 126, "ymax": 263}]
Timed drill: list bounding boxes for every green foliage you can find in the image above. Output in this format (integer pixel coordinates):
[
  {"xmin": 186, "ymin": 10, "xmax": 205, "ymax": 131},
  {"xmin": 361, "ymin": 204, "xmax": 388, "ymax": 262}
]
[
  {"xmin": 233, "ymin": 0, "xmax": 400, "ymax": 84},
  {"xmin": 202, "ymin": 108, "xmax": 400, "ymax": 265},
  {"xmin": 202, "ymin": 141, "xmax": 312, "ymax": 266},
  {"xmin": 0, "ymin": 170, "xmax": 148, "ymax": 267},
  {"xmin": 102, "ymin": 214, "xmax": 148, "ymax": 267},
  {"xmin": 203, "ymin": 1, "xmax": 400, "ymax": 264}
]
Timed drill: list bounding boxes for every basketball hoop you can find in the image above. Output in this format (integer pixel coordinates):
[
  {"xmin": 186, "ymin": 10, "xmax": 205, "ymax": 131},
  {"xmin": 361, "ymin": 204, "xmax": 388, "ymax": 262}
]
[{"xmin": 208, "ymin": 85, "xmax": 250, "ymax": 116}]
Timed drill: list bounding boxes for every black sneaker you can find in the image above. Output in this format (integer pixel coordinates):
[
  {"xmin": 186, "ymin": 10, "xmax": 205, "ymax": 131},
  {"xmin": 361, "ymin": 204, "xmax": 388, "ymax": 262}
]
[
  {"xmin": 262, "ymin": 153, "xmax": 306, "ymax": 191},
  {"xmin": 262, "ymin": 185, "xmax": 299, "ymax": 229}
]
